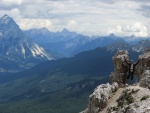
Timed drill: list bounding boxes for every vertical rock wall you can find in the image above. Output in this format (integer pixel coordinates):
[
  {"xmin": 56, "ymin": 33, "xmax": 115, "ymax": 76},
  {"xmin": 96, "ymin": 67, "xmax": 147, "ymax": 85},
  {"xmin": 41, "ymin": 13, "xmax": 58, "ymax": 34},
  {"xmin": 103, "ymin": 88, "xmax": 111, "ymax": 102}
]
[
  {"xmin": 86, "ymin": 82, "xmax": 119, "ymax": 113},
  {"xmin": 109, "ymin": 50, "xmax": 129, "ymax": 85},
  {"xmin": 136, "ymin": 49, "xmax": 150, "ymax": 89}
]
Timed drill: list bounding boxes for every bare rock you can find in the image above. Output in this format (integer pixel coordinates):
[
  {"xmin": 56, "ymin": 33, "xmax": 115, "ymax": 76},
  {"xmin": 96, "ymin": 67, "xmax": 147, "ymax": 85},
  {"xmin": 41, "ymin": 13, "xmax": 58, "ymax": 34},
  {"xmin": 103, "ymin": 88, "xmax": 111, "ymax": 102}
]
[
  {"xmin": 136, "ymin": 50, "xmax": 150, "ymax": 89},
  {"xmin": 110, "ymin": 50, "xmax": 129, "ymax": 84},
  {"xmin": 85, "ymin": 82, "xmax": 119, "ymax": 113},
  {"xmin": 81, "ymin": 50, "xmax": 150, "ymax": 113},
  {"xmin": 139, "ymin": 70, "xmax": 150, "ymax": 89},
  {"xmin": 113, "ymin": 85, "xmax": 150, "ymax": 113}
]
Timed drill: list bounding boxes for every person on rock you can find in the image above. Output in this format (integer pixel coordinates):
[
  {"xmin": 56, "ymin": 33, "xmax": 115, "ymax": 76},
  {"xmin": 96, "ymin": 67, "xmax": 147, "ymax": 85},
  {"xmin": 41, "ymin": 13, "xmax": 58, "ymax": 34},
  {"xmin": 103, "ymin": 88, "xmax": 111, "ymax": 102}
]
[{"xmin": 124, "ymin": 57, "xmax": 141, "ymax": 83}]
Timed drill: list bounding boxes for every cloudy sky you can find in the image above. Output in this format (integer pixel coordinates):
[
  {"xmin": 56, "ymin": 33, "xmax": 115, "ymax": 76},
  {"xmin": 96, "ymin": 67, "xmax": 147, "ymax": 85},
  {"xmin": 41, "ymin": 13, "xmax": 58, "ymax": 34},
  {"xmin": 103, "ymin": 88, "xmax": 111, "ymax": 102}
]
[{"xmin": 0, "ymin": 0, "xmax": 150, "ymax": 37}]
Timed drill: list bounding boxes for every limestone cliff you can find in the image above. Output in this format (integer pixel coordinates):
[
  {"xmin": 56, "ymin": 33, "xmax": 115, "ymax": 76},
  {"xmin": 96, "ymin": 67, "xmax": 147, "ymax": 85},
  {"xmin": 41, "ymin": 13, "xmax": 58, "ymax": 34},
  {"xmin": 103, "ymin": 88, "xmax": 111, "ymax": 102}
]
[
  {"xmin": 81, "ymin": 50, "xmax": 150, "ymax": 113},
  {"xmin": 109, "ymin": 50, "xmax": 129, "ymax": 85},
  {"xmin": 136, "ymin": 49, "xmax": 150, "ymax": 89}
]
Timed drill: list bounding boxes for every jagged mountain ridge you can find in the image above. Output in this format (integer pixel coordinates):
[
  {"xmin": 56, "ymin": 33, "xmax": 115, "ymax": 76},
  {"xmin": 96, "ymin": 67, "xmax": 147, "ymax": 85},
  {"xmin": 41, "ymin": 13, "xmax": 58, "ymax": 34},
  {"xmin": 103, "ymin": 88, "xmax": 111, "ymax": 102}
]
[
  {"xmin": 107, "ymin": 39, "xmax": 150, "ymax": 53},
  {"xmin": 133, "ymin": 39, "xmax": 150, "ymax": 52},
  {"xmin": 0, "ymin": 14, "xmax": 53, "ymax": 71},
  {"xmin": 25, "ymin": 28, "xmax": 80, "ymax": 43},
  {"xmin": 24, "ymin": 27, "xmax": 150, "ymax": 58},
  {"xmin": 25, "ymin": 28, "xmax": 91, "ymax": 58},
  {"xmin": 25, "ymin": 28, "xmax": 126, "ymax": 58}
]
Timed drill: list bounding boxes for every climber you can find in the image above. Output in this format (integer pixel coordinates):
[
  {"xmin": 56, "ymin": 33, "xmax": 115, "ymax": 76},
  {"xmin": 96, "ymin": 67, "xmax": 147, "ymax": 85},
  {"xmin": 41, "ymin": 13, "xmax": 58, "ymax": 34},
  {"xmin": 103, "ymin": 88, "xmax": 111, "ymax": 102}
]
[{"xmin": 124, "ymin": 57, "xmax": 141, "ymax": 83}]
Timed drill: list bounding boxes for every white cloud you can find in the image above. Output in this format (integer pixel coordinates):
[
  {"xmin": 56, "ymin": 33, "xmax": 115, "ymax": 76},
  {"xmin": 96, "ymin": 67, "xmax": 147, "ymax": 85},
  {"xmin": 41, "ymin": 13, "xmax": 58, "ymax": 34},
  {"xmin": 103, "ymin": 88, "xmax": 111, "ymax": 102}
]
[
  {"xmin": 0, "ymin": 0, "xmax": 23, "ymax": 10},
  {"xmin": 66, "ymin": 20, "xmax": 78, "ymax": 30},
  {"xmin": 128, "ymin": 0, "xmax": 150, "ymax": 2},
  {"xmin": 0, "ymin": 0, "xmax": 149, "ymax": 37},
  {"xmin": 1, "ymin": 0, "xmax": 23, "ymax": 5},
  {"xmin": 107, "ymin": 22, "xmax": 149, "ymax": 37},
  {"xmin": 18, "ymin": 19, "xmax": 53, "ymax": 30}
]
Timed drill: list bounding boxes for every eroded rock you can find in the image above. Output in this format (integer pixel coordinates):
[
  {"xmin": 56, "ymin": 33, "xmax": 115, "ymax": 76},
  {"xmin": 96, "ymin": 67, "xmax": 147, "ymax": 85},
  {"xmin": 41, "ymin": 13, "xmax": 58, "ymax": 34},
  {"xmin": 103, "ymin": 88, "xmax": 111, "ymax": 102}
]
[
  {"xmin": 85, "ymin": 82, "xmax": 119, "ymax": 113},
  {"xmin": 110, "ymin": 50, "xmax": 129, "ymax": 85},
  {"xmin": 106, "ymin": 86, "xmax": 150, "ymax": 113},
  {"xmin": 81, "ymin": 50, "xmax": 150, "ymax": 113},
  {"xmin": 136, "ymin": 49, "xmax": 150, "ymax": 89}
]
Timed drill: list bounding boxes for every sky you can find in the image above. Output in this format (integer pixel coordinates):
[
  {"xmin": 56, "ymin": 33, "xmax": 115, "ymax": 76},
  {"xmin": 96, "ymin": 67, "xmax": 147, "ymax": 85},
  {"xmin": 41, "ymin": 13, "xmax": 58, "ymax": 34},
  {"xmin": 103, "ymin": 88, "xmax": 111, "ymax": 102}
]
[{"xmin": 0, "ymin": 0, "xmax": 150, "ymax": 37}]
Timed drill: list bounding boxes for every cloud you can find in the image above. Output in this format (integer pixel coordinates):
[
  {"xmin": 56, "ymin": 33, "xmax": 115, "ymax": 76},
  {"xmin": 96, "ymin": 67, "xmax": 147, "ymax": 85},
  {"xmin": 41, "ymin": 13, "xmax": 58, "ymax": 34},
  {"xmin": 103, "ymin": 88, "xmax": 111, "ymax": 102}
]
[
  {"xmin": 0, "ymin": 0, "xmax": 23, "ymax": 10},
  {"xmin": 138, "ymin": 5, "xmax": 150, "ymax": 18},
  {"xmin": 107, "ymin": 22, "xmax": 149, "ymax": 37},
  {"xmin": 0, "ymin": 0, "xmax": 149, "ymax": 37},
  {"xmin": 90, "ymin": 0, "xmax": 150, "ymax": 4},
  {"xmin": 3, "ymin": 0, "xmax": 23, "ymax": 4},
  {"xmin": 18, "ymin": 18, "xmax": 53, "ymax": 30},
  {"xmin": 128, "ymin": 0, "xmax": 150, "ymax": 2}
]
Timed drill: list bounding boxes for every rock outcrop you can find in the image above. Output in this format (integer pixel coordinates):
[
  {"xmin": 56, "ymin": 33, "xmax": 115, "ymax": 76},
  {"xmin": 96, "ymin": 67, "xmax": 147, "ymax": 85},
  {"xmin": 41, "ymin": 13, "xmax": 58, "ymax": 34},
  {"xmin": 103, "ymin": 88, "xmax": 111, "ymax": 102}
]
[
  {"xmin": 81, "ymin": 84, "xmax": 150, "ymax": 113},
  {"xmin": 110, "ymin": 50, "xmax": 129, "ymax": 85},
  {"xmin": 106, "ymin": 85, "xmax": 150, "ymax": 113},
  {"xmin": 84, "ymin": 82, "xmax": 119, "ymax": 113},
  {"xmin": 81, "ymin": 50, "xmax": 150, "ymax": 113},
  {"xmin": 136, "ymin": 49, "xmax": 150, "ymax": 89}
]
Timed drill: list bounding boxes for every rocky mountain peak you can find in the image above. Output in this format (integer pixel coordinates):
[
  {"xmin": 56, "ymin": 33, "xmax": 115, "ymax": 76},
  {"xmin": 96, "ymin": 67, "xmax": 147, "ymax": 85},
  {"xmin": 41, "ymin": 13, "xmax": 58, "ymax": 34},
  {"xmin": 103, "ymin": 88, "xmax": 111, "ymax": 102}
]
[
  {"xmin": 81, "ymin": 50, "xmax": 150, "ymax": 113},
  {"xmin": 0, "ymin": 14, "xmax": 21, "ymax": 39},
  {"xmin": 109, "ymin": 33, "xmax": 116, "ymax": 38},
  {"xmin": 1, "ymin": 14, "xmax": 11, "ymax": 21},
  {"xmin": 0, "ymin": 15, "xmax": 53, "ymax": 70},
  {"xmin": 0, "ymin": 14, "xmax": 16, "ymax": 25},
  {"xmin": 40, "ymin": 27, "xmax": 50, "ymax": 33},
  {"xmin": 61, "ymin": 28, "xmax": 69, "ymax": 33}
]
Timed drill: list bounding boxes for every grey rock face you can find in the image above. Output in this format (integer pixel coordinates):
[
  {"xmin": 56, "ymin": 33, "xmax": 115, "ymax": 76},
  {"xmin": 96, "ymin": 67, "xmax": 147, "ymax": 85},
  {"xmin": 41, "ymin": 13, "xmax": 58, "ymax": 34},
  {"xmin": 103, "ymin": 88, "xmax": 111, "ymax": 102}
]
[
  {"xmin": 110, "ymin": 50, "xmax": 129, "ymax": 84},
  {"xmin": 0, "ymin": 15, "xmax": 53, "ymax": 70},
  {"xmin": 81, "ymin": 50, "xmax": 150, "ymax": 113},
  {"xmin": 110, "ymin": 86, "xmax": 150, "ymax": 113},
  {"xmin": 136, "ymin": 49, "xmax": 150, "ymax": 89},
  {"xmin": 85, "ymin": 82, "xmax": 119, "ymax": 113},
  {"xmin": 139, "ymin": 70, "xmax": 150, "ymax": 89}
]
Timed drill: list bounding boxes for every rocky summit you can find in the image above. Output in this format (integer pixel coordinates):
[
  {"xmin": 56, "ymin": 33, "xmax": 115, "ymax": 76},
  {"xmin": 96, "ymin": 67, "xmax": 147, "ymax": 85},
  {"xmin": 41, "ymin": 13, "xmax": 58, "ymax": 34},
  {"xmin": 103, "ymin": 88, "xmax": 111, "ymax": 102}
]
[
  {"xmin": 81, "ymin": 50, "xmax": 150, "ymax": 113},
  {"xmin": 0, "ymin": 15, "xmax": 53, "ymax": 71}
]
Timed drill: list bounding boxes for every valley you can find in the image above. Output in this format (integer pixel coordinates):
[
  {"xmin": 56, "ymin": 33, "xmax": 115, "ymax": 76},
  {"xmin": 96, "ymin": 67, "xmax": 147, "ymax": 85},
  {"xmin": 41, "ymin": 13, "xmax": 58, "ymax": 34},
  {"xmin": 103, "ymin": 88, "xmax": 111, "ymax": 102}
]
[{"xmin": 0, "ymin": 14, "xmax": 149, "ymax": 113}]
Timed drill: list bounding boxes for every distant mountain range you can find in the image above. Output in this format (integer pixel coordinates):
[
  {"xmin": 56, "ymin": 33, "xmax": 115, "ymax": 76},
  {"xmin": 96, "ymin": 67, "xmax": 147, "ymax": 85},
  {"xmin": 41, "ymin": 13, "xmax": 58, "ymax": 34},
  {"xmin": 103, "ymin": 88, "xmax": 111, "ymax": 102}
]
[
  {"xmin": 0, "ymin": 14, "xmax": 150, "ymax": 72},
  {"xmin": 25, "ymin": 28, "xmax": 91, "ymax": 58},
  {"xmin": 24, "ymin": 27, "xmax": 149, "ymax": 58},
  {"xmin": 0, "ymin": 14, "xmax": 149, "ymax": 113},
  {"xmin": 0, "ymin": 15, "xmax": 53, "ymax": 72}
]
